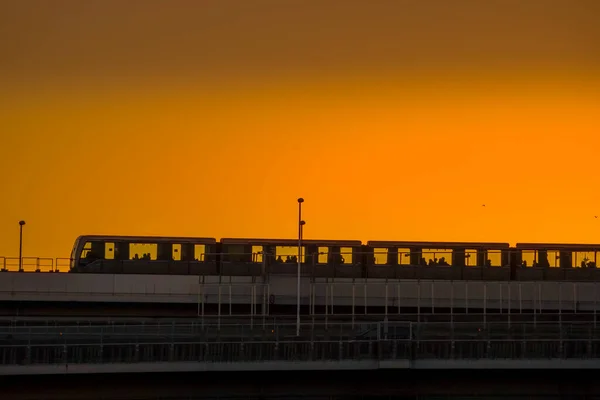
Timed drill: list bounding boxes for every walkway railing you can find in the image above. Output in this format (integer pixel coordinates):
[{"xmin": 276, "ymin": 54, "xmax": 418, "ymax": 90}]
[
  {"xmin": 2, "ymin": 320, "xmax": 600, "ymax": 344},
  {"xmin": 1, "ymin": 312, "xmax": 599, "ymax": 331},
  {"xmin": 0, "ymin": 257, "xmax": 58, "ymax": 273},
  {"xmin": 1, "ymin": 338, "xmax": 600, "ymax": 367}
]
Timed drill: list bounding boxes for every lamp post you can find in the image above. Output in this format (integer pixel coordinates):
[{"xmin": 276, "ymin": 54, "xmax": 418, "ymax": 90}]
[
  {"xmin": 18, "ymin": 220, "xmax": 25, "ymax": 272},
  {"xmin": 297, "ymin": 198, "xmax": 305, "ymax": 337}
]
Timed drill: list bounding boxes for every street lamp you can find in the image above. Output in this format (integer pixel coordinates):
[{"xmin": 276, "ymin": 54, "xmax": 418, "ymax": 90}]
[
  {"xmin": 297, "ymin": 198, "xmax": 305, "ymax": 337},
  {"xmin": 18, "ymin": 220, "xmax": 25, "ymax": 272}
]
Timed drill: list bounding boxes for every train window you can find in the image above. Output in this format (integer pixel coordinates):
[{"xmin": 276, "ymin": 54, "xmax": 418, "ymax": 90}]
[
  {"xmin": 548, "ymin": 251, "xmax": 560, "ymax": 267},
  {"xmin": 81, "ymin": 242, "xmax": 92, "ymax": 259},
  {"xmin": 129, "ymin": 243, "xmax": 157, "ymax": 260},
  {"xmin": 521, "ymin": 250, "xmax": 536, "ymax": 267},
  {"xmin": 105, "ymin": 243, "xmax": 115, "ymax": 260},
  {"xmin": 194, "ymin": 244, "xmax": 205, "ymax": 261},
  {"xmin": 80, "ymin": 241, "xmax": 106, "ymax": 260},
  {"xmin": 398, "ymin": 248, "xmax": 411, "ymax": 265},
  {"xmin": 340, "ymin": 247, "xmax": 353, "ymax": 264},
  {"xmin": 172, "ymin": 244, "xmax": 181, "ymax": 261},
  {"xmin": 535, "ymin": 250, "xmax": 560, "ymax": 268},
  {"xmin": 276, "ymin": 246, "xmax": 305, "ymax": 263},
  {"xmin": 465, "ymin": 249, "xmax": 477, "ymax": 266},
  {"xmin": 422, "ymin": 248, "xmax": 452, "ymax": 266},
  {"xmin": 487, "ymin": 250, "xmax": 501, "ymax": 267},
  {"xmin": 374, "ymin": 248, "xmax": 387, "ymax": 265},
  {"xmin": 573, "ymin": 251, "xmax": 596, "ymax": 268},
  {"xmin": 252, "ymin": 246, "xmax": 263, "ymax": 263},
  {"xmin": 317, "ymin": 247, "xmax": 328, "ymax": 264}
]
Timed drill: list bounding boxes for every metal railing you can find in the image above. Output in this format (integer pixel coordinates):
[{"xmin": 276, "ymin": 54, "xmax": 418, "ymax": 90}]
[
  {"xmin": 2, "ymin": 250, "xmax": 600, "ymax": 272},
  {"xmin": 0, "ymin": 257, "xmax": 57, "ymax": 273},
  {"xmin": 2, "ymin": 338, "xmax": 600, "ymax": 366},
  {"xmin": 2, "ymin": 320, "xmax": 600, "ymax": 344},
  {"xmin": 1, "ymin": 311, "xmax": 597, "ymax": 325}
]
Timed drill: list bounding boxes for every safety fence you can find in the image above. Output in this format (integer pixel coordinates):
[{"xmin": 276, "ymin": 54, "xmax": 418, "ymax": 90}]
[
  {"xmin": 2, "ymin": 321, "xmax": 600, "ymax": 345},
  {"xmin": 1, "ymin": 338, "xmax": 600, "ymax": 366}
]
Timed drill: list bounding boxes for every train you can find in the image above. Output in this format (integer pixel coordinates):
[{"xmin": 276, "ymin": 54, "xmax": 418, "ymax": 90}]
[{"xmin": 67, "ymin": 235, "xmax": 600, "ymax": 282}]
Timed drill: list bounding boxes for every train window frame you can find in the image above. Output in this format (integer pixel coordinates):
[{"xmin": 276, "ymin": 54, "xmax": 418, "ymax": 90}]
[
  {"xmin": 194, "ymin": 244, "xmax": 206, "ymax": 262},
  {"xmin": 486, "ymin": 249, "xmax": 502, "ymax": 267},
  {"xmin": 422, "ymin": 248, "xmax": 453, "ymax": 267},
  {"xmin": 398, "ymin": 248, "xmax": 411, "ymax": 266},
  {"xmin": 129, "ymin": 243, "xmax": 158, "ymax": 261},
  {"xmin": 373, "ymin": 248, "xmax": 388, "ymax": 265},
  {"xmin": 275, "ymin": 245, "xmax": 305, "ymax": 264}
]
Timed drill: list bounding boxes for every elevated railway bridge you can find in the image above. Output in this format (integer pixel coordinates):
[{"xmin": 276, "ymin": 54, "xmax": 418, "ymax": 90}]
[{"xmin": 1, "ymin": 320, "xmax": 600, "ymax": 398}]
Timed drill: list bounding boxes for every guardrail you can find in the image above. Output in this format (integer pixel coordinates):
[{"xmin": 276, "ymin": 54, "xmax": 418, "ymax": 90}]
[
  {"xmin": 1, "ymin": 338, "xmax": 600, "ymax": 367},
  {"xmin": 0, "ymin": 312, "xmax": 598, "ymax": 329},
  {"xmin": 1, "ymin": 253, "xmax": 600, "ymax": 277},
  {"xmin": 1, "ymin": 321, "xmax": 599, "ymax": 344},
  {"xmin": 0, "ymin": 257, "xmax": 58, "ymax": 273}
]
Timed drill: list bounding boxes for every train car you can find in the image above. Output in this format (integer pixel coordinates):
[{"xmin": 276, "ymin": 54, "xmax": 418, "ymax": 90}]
[
  {"xmin": 70, "ymin": 235, "xmax": 218, "ymax": 275},
  {"xmin": 515, "ymin": 242, "xmax": 600, "ymax": 282},
  {"xmin": 219, "ymin": 238, "xmax": 363, "ymax": 278},
  {"xmin": 64, "ymin": 235, "xmax": 600, "ymax": 282},
  {"xmin": 366, "ymin": 241, "xmax": 512, "ymax": 281}
]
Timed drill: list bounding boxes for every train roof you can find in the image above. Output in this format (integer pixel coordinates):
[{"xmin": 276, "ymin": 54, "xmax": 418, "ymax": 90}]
[
  {"xmin": 516, "ymin": 243, "xmax": 600, "ymax": 250},
  {"xmin": 220, "ymin": 238, "xmax": 362, "ymax": 246},
  {"xmin": 367, "ymin": 240, "xmax": 510, "ymax": 249},
  {"xmin": 75, "ymin": 235, "xmax": 217, "ymax": 244}
]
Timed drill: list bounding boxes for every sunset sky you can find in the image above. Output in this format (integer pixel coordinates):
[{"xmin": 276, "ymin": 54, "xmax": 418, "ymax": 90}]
[{"xmin": 1, "ymin": 0, "xmax": 600, "ymax": 262}]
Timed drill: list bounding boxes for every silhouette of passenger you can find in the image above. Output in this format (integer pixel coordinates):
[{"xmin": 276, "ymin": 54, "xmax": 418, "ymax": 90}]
[{"xmin": 276, "ymin": 256, "xmax": 283, "ymax": 263}]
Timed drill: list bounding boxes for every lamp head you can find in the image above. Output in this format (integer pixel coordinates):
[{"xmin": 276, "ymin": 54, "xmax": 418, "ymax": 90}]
[
  {"xmin": 18, "ymin": 220, "xmax": 26, "ymax": 226},
  {"xmin": 300, "ymin": 220, "xmax": 306, "ymax": 226},
  {"xmin": 297, "ymin": 198, "xmax": 304, "ymax": 203}
]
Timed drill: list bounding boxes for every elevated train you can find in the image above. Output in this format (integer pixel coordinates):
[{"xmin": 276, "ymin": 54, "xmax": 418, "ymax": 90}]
[{"xmin": 69, "ymin": 235, "xmax": 600, "ymax": 282}]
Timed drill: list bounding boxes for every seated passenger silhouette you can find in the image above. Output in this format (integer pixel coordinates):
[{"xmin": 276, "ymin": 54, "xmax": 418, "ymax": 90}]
[
  {"xmin": 291, "ymin": 255, "xmax": 297, "ymax": 263},
  {"xmin": 276, "ymin": 256, "xmax": 283, "ymax": 263},
  {"xmin": 438, "ymin": 257, "xmax": 449, "ymax": 266},
  {"xmin": 420, "ymin": 257, "xmax": 427, "ymax": 266},
  {"xmin": 285, "ymin": 256, "xmax": 292, "ymax": 263},
  {"xmin": 133, "ymin": 254, "xmax": 140, "ymax": 260}
]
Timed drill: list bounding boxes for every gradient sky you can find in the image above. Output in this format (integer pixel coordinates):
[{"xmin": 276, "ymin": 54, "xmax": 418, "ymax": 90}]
[{"xmin": 1, "ymin": 0, "xmax": 600, "ymax": 262}]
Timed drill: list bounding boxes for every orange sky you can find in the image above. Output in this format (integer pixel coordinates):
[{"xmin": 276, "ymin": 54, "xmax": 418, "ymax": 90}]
[{"xmin": 1, "ymin": 0, "xmax": 600, "ymax": 260}]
